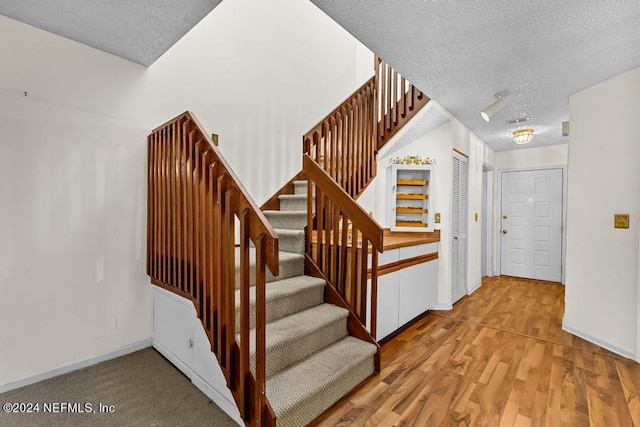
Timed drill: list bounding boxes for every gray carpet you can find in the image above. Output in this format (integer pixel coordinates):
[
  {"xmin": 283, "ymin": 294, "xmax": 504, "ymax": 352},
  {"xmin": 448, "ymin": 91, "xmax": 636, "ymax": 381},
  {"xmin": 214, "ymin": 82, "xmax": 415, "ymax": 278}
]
[{"xmin": 0, "ymin": 348, "xmax": 240, "ymax": 427}]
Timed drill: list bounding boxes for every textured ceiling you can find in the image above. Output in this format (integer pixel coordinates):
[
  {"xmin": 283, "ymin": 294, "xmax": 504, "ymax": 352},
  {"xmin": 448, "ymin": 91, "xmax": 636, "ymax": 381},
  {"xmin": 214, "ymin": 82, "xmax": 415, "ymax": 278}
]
[
  {"xmin": 0, "ymin": 0, "xmax": 222, "ymax": 66},
  {"xmin": 311, "ymin": 0, "xmax": 640, "ymax": 151}
]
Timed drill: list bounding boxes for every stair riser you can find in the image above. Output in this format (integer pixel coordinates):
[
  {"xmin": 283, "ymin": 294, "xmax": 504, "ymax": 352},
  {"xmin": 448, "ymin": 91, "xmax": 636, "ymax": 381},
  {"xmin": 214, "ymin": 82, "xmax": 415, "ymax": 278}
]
[
  {"xmin": 263, "ymin": 212, "xmax": 307, "ymax": 230},
  {"xmin": 279, "ymin": 197, "xmax": 309, "ymax": 212},
  {"xmin": 275, "ymin": 354, "xmax": 375, "ymax": 427},
  {"xmin": 293, "ymin": 182, "xmax": 307, "ymax": 195},
  {"xmin": 252, "ymin": 318, "xmax": 347, "ymax": 378},
  {"xmin": 235, "ymin": 285, "xmax": 324, "ymax": 333},
  {"xmin": 234, "ymin": 256, "xmax": 304, "ymax": 289},
  {"xmin": 277, "ymin": 232, "xmax": 305, "ymax": 255}
]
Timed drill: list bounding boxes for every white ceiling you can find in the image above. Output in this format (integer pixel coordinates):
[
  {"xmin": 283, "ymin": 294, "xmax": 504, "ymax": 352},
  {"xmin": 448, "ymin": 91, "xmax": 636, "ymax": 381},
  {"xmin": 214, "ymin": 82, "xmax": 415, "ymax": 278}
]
[
  {"xmin": 0, "ymin": 0, "xmax": 222, "ymax": 66},
  {"xmin": 2, "ymin": 1, "xmax": 638, "ymax": 151},
  {"xmin": 311, "ymin": 0, "xmax": 640, "ymax": 151}
]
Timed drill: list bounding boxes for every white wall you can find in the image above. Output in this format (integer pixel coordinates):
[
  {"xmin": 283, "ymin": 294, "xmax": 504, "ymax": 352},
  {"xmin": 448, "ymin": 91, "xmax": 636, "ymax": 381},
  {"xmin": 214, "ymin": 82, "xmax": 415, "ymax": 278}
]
[
  {"xmin": 494, "ymin": 145, "xmax": 568, "ymax": 170},
  {"xmin": 564, "ymin": 66, "xmax": 640, "ymax": 358},
  {"xmin": 371, "ymin": 103, "xmax": 494, "ymax": 309},
  {"xmin": 0, "ymin": 0, "xmax": 373, "ymax": 387}
]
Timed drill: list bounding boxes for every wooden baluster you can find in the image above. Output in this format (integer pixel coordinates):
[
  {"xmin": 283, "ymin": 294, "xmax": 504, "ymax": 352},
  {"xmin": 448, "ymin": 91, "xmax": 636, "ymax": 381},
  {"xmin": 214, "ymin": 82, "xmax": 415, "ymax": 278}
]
[
  {"xmin": 322, "ymin": 193, "xmax": 330, "ymax": 275},
  {"xmin": 339, "ymin": 217, "xmax": 349, "ymax": 299},
  {"xmin": 161, "ymin": 126, "xmax": 169, "ymax": 284},
  {"xmin": 224, "ymin": 188, "xmax": 235, "ymax": 384},
  {"xmin": 317, "ymin": 187, "xmax": 325, "ymax": 271},
  {"xmin": 208, "ymin": 162, "xmax": 217, "ymax": 348},
  {"xmin": 170, "ymin": 123, "xmax": 177, "ymax": 288},
  {"xmin": 400, "ymin": 76, "xmax": 407, "ymax": 118},
  {"xmin": 255, "ymin": 234, "xmax": 267, "ymax": 426},
  {"xmin": 174, "ymin": 124, "xmax": 183, "ymax": 293},
  {"xmin": 199, "ymin": 151, "xmax": 210, "ymax": 316},
  {"xmin": 239, "ymin": 209, "xmax": 251, "ymax": 419},
  {"xmin": 330, "ymin": 117, "xmax": 337, "ymax": 182},
  {"xmin": 186, "ymin": 131, "xmax": 196, "ymax": 295},
  {"xmin": 215, "ymin": 174, "xmax": 227, "ymax": 364},
  {"xmin": 181, "ymin": 123, "xmax": 190, "ymax": 292},
  {"xmin": 392, "ymin": 70, "xmax": 398, "ymax": 126},
  {"xmin": 323, "ymin": 121, "xmax": 329, "ymax": 173},
  {"xmin": 193, "ymin": 141, "xmax": 203, "ymax": 305},
  {"xmin": 331, "ymin": 201, "xmax": 339, "ymax": 287},
  {"xmin": 340, "ymin": 108, "xmax": 348, "ymax": 191},
  {"xmin": 386, "ymin": 63, "xmax": 392, "ymax": 133},
  {"xmin": 350, "ymin": 226, "xmax": 358, "ymax": 307},
  {"xmin": 359, "ymin": 235, "xmax": 369, "ymax": 323},
  {"xmin": 149, "ymin": 134, "xmax": 156, "ymax": 278},
  {"xmin": 370, "ymin": 249, "xmax": 378, "ymax": 339}
]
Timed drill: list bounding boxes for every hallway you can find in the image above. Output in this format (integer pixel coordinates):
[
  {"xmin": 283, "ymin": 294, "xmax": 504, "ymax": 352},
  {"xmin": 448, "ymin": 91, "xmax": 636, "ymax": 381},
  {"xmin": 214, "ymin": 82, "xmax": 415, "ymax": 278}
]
[{"xmin": 313, "ymin": 276, "xmax": 640, "ymax": 426}]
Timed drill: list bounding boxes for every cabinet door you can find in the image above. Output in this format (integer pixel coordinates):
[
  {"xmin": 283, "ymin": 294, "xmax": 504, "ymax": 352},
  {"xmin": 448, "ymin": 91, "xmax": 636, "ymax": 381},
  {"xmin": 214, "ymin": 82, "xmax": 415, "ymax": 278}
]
[
  {"xmin": 376, "ymin": 273, "xmax": 400, "ymax": 340},
  {"xmin": 153, "ymin": 289, "xmax": 195, "ymax": 369},
  {"xmin": 398, "ymin": 260, "xmax": 438, "ymax": 324}
]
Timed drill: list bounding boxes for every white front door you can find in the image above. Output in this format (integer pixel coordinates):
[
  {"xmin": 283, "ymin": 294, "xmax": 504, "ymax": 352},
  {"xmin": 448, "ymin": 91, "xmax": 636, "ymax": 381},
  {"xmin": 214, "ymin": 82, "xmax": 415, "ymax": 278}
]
[{"xmin": 500, "ymin": 168, "xmax": 563, "ymax": 282}]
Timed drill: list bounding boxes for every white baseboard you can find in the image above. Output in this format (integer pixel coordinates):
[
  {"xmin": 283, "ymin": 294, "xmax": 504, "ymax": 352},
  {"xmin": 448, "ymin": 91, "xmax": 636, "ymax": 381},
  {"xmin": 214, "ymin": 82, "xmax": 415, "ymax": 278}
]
[
  {"xmin": 0, "ymin": 339, "xmax": 152, "ymax": 394},
  {"xmin": 433, "ymin": 302, "xmax": 453, "ymax": 310},
  {"xmin": 562, "ymin": 321, "xmax": 636, "ymax": 360},
  {"xmin": 191, "ymin": 375, "xmax": 243, "ymax": 425},
  {"xmin": 468, "ymin": 281, "xmax": 482, "ymax": 295}
]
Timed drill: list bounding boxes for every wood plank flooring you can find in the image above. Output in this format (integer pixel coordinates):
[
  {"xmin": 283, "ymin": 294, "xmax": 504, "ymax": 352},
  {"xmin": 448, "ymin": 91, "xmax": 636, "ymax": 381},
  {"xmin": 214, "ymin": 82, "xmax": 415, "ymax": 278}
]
[{"xmin": 311, "ymin": 276, "xmax": 640, "ymax": 426}]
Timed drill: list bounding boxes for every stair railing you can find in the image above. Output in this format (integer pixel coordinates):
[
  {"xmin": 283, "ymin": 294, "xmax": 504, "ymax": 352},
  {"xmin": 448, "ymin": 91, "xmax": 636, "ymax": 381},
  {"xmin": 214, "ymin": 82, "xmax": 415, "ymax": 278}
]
[
  {"xmin": 375, "ymin": 55, "xmax": 430, "ymax": 150},
  {"xmin": 303, "ymin": 78, "xmax": 377, "ymax": 199},
  {"xmin": 147, "ymin": 111, "xmax": 278, "ymax": 426},
  {"xmin": 303, "ymin": 57, "xmax": 429, "ymax": 200},
  {"xmin": 303, "ymin": 155, "xmax": 383, "ymax": 363}
]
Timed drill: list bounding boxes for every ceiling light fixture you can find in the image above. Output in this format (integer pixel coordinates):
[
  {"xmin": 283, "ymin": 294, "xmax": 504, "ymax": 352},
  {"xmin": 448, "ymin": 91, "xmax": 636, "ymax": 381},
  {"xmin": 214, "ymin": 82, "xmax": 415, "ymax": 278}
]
[
  {"xmin": 512, "ymin": 128, "xmax": 534, "ymax": 145},
  {"xmin": 481, "ymin": 91, "xmax": 509, "ymax": 122}
]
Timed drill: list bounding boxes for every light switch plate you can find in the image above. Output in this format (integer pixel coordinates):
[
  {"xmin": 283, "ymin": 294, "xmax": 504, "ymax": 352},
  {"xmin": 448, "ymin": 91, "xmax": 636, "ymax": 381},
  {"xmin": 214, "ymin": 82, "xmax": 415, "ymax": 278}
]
[
  {"xmin": 211, "ymin": 133, "xmax": 219, "ymax": 146},
  {"xmin": 614, "ymin": 214, "xmax": 629, "ymax": 229},
  {"xmin": 435, "ymin": 213, "xmax": 441, "ymax": 223}
]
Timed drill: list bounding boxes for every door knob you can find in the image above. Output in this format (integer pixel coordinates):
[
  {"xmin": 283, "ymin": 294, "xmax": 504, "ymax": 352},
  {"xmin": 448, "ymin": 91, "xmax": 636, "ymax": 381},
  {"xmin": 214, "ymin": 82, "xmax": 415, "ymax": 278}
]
[
  {"xmin": 503, "ymin": 214, "xmax": 508, "ymax": 219},
  {"xmin": 502, "ymin": 230, "xmax": 507, "ymax": 234}
]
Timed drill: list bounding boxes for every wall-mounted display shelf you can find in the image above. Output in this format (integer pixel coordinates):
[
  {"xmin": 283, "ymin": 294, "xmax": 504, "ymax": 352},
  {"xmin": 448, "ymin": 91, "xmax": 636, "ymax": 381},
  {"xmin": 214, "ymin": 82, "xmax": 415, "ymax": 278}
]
[{"xmin": 386, "ymin": 164, "xmax": 433, "ymax": 232}]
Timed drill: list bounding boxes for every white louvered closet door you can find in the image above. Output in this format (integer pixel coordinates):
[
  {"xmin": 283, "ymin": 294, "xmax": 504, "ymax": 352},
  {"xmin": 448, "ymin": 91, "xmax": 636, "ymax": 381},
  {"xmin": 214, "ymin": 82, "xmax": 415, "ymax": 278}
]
[{"xmin": 451, "ymin": 153, "xmax": 468, "ymax": 304}]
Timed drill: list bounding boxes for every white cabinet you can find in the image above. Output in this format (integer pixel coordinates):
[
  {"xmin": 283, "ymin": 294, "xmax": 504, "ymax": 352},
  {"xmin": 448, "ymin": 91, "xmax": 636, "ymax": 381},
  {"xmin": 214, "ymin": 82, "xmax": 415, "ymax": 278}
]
[
  {"xmin": 398, "ymin": 260, "xmax": 439, "ymax": 325},
  {"xmin": 371, "ymin": 246, "xmax": 439, "ymax": 341},
  {"xmin": 386, "ymin": 164, "xmax": 434, "ymax": 231}
]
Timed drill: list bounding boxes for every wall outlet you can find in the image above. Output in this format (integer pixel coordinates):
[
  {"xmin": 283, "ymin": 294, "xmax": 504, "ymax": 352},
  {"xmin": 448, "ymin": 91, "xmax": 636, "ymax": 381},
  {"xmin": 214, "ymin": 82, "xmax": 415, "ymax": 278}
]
[
  {"xmin": 211, "ymin": 133, "xmax": 219, "ymax": 146},
  {"xmin": 435, "ymin": 213, "xmax": 441, "ymax": 223}
]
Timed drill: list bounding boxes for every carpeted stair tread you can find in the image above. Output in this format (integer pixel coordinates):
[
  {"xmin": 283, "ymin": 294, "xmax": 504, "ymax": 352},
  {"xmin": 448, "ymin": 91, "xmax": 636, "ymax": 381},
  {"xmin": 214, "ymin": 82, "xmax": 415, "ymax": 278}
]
[
  {"xmin": 249, "ymin": 304, "xmax": 348, "ymax": 378},
  {"xmin": 263, "ymin": 210, "xmax": 307, "ymax": 230},
  {"xmin": 266, "ymin": 336, "xmax": 377, "ymax": 427},
  {"xmin": 234, "ymin": 247, "xmax": 303, "ymax": 288},
  {"xmin": 234, "ymin": 275, "xmax": 325, "ymax": 331},
  {"xmin": 273, "ymin": 228, "xmax": 305, "ymax": 255},
  {"xmin": 278, "ymin": 194, "xmax": 312, "ymax": 212}
]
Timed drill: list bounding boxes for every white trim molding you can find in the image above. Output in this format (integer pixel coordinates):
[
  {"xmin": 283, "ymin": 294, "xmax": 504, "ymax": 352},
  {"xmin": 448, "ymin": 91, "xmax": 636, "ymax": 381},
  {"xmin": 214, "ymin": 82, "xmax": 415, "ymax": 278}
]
[
  {"xmin": 562, "ymin": 321, "xmax": 636, "ymax": 361},
  {"xmin": 0, "ymin": 339, "xmax": 152, "ymax": 394}
]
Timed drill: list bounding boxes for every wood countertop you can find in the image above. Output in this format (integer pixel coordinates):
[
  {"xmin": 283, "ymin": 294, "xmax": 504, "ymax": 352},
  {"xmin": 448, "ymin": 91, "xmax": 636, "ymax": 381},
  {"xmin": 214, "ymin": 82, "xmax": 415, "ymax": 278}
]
[
  {"xmin": 382, "ymin": 229, "xmax": 440, "ymax": 251},
  {"xmin": 310, "ymin": 228, "xmax": 440, "ymax": 252}
]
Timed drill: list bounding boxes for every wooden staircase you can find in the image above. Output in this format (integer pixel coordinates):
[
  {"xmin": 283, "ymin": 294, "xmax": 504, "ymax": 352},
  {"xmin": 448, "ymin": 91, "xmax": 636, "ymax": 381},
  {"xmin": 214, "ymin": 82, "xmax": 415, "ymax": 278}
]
[{"xmin": 146, "ymin": 56, "xmax": 428, "ymax": 426}]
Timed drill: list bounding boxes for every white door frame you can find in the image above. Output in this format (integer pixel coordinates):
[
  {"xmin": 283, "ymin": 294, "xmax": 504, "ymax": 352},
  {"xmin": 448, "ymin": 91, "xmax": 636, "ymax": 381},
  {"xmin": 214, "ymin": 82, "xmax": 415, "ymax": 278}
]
[
  {"xmin": 482, "ymin": 164, "xmax": 495, "ymax": 277},
  {"xmin": 497, "ymin": 165, "xmax": 567, "ymax": 284}
]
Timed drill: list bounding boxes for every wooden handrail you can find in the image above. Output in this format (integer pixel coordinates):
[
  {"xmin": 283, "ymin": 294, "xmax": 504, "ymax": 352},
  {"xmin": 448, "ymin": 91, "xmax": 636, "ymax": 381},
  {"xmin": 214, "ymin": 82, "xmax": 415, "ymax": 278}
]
[
  {"xmin": 303, "ymin": 154, "xmax": 383, "ymax": 344},
  {"xmin": 147, "ymin": 111, "xmax": 277, "ymax": 426}
]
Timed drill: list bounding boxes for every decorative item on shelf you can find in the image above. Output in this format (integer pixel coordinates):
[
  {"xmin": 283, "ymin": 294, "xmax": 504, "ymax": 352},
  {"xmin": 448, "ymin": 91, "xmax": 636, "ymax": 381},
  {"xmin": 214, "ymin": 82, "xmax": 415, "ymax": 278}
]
[
  {"xmin": 512, "ymin": 128, "xmax": 535, "ymax": 145},
  {"xmin": 389, "ymin": 155, "xmax": 437, "ymax": 165}
]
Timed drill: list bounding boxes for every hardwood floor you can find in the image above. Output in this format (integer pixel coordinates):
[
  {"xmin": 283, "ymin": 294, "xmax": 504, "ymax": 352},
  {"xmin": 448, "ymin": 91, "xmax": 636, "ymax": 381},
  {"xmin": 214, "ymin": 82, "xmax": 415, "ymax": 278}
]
[{"xmin": 311, "ymin": 276, "xmax": 640, "ymax": 426}]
